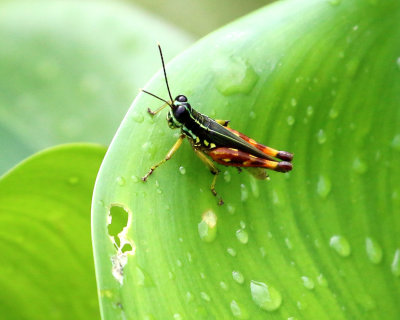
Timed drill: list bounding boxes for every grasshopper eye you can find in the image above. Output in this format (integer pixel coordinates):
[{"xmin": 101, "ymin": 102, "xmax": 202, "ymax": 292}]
[
  {"xmin": 174, "ymin": 105, "xmax": 189, "ymax": 121},
  {"xmin": 176, "ymin": 95, "xmax": 187, "ymax": 102}
]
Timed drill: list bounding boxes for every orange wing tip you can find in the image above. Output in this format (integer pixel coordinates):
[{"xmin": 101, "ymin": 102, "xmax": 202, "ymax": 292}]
[
  {"xmin": 277, "ymin": 151, "xmax": 293, "ymax": 161},
  {"xmin": 276, "ymin": 161, "xmax": 292, "ymax": 173}
]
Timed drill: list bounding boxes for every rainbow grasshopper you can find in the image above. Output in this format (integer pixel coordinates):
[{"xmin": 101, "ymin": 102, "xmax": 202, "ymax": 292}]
[{"xmin": 141, "ymin": 45, "xmax": 293, "ymax": 205}]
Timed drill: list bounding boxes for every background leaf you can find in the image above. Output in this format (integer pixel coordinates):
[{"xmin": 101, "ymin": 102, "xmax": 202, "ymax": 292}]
[
  {"xmin": 0, "ymin": 0, "xmax": 193, "ymax": 173},
  {"xmin": 92, "ymin": 0, "xmax": 400, "ymax": 318},
  {"xmin": 132, "ymin": 0, "xmax": 276, "ymax": 36},
  {"xmin": 0, "ymin": 144, "xmax": 106, "ymax": 319}
]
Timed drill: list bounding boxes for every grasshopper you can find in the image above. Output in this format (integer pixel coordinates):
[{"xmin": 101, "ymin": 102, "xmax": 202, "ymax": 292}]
[{"xmin": 141, "ymin": 45, "xmax": 293, "ymax": 205}]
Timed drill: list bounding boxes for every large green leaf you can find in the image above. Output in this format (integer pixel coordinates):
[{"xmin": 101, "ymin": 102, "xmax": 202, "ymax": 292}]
[
  {"xmin": 92, "ymin": 0, "xmax": 400, "ymax": 319},
  {"xmin": 0, "ymin": 144, "xmax": 106, "ymax": 319},
  {"xmin": 0, "ymin": 0, "xmax": 193, "ymax": 173}
]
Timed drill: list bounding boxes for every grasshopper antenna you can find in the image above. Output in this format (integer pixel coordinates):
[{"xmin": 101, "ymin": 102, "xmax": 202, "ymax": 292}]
[
  {"xmin": 140, "ymin": 88, "xmax": 171, "ymax": 106},
  {"xmin": 158, "ymin": 43, "xmax": 174, "ymax": 103}
]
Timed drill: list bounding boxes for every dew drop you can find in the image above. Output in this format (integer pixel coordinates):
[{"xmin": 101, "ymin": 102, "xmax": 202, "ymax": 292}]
[
  {"xmin": 329, "ymin": 235, "xmax": 351, "ymax": 257},
  {"xmin": 116, "ymin": 176, "xmax": 126, "ymax": 186},
  {"xmin": 250, "ymin": 280, "xmax": 282, "ymax": 312},
  {"xmin": 131, "ymin": 175, "xmax": 139, "ymax": 183},
  {"xmin": 142, "ymin": 142, "xmax": 156, "ymax": 158},
  {"xmin": 240, "ymin": 184, "xmax": 249, "ymax": 202},
  {"xmin": 346, "ymin": 59, "xmax": 360, "ymax": 77},
  {"xmin": 173, "ymin": 314, "xmax": 183, "ymax": 320},
  {"xmin": 297, "ymin": 300, "xmax": 308, "ymax": 310},
  {"xmin": 272, "ymin": 190, "xmax": 280, "ymax": 205},
  {"xmin": 224, "ymin": 170, "xmax": 231, "ymax": 182},
  {"xmin": 249, "ymin": 111, "xmax": 256, "ymax": 119},
  {"xmin": 391, "ymin": 134, "xmax": 400, "ymax": 151},
  {"xmin": 227, "ymin": 204, "xmax": 236, "ymax": 214},
  {"xmin": 317, "ymin": 175, "xmax": 331, "ymax": 198},
  {"xmin": 329, "ymin": 108, "xmax": 339, "ymax": 119},
  {"xmin": 176, "ymin": 259, "xmax": 182, "ymax": 267},
  {"xmin": 67, "ymin": 176, "xmax": 79, "ymax": 185},
  {"xmin": 187, "ymin": 252, "xmax": 193, "ymax": 263},
  {"xmin": 301, "ymin": 276, "xmax": 315, "ymax": 290},
  {"xmin": 232, "ymin": 271, "xmax": 245, "ymax": 284},
  {"xmin": 213, "ymin": 56, "xmax": 259, "ymax": 96},
  {"xmin": 131, "ymin": 112, "xmax": 144, "ymax": 123},
  {"xmin": 236, "ymin": 229, "xmax": 249, "ymax": 244},
  {"xmin": 306, "ymin": 105, "xmax": 314, "ymax": 117},
  {"xmin": 317, "ymin": 129, "xmax": 327, "ymax": 144},
  {"xmin": 186, "ymin": 291, "xmax": 194, "ymax": 302},
  {"xmin": 220, "ymin": 281, "xmax": 229, "ymax": 291},
  {"xmin": 391, "ymin": 249, "xmax": 400, "ymax": 277},
  {"xmin": 396, "ymin": 57, "xmax": 400, "ymax": 70},
  {"xmin": 287, "ymin": 115, "xmax": 295, "ymax": 126},
  {"xmin": 198, "ymin": 210, "xmax": 218, "ymax": 242},
  {"xmin": 230, "ymin": 300, "xmax": 249, "ymax": 319},
  {"xmin": 259, "ymin": 246, "xmax": 267, "ymax": 257},
  {"xmin": 284, "ymin": 238, "xmax": 293, "ymax": 250},
  {"xmin": 290, "ymin": 98, "xmax": 297, "ymax": 107},
  {"xmin": 317, "ymin": 273, "xmax": 328, "ymax": 287},
  {"xmin": 352, "ymin": 157, "xmax": 368, "ymax": 174},
  {"xmin": 200, "ymin": 292, "xmax": 211, "ymax": 302},
  {"xmin": 365, "ymin": 237, "xmax": 383, "ymax": 264},
  {"xmin": 250, "ymin": 177, "xmax": 260, "ymax": 198},
  {"xmin": 227, "ymin": 247, "xmax": 237, "ymax": 257},
  {"xmin": 179, "ymin": 166, "xmax": 186, "ymax": 175}
]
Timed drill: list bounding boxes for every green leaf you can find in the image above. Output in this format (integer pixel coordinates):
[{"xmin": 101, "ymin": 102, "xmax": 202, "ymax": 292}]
[
  {"xmin": 132, "ymin": 0, "xmax": 276, "ymax": 36},
  {"xmin": 0, "ymin": 144, "xmax": 106, "ymax": 319},
  {"xmin": 0, "ymin": 0, "xmax": 193, "ymax": 173},
  {"xmin": 92, "ymin": 0, "xmax": 400, "ymax": 319}
]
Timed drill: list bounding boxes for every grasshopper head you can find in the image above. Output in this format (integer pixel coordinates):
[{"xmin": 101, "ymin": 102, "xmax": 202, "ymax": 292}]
[{"xmin": 171, "ymin": 95, "xmax": 192, "ymax": 123}]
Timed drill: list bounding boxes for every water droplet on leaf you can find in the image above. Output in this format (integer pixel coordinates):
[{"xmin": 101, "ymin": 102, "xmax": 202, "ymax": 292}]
[
  {"xmin": 365, "ymin": 237, "xmax": 383, "ymax": 264},
  {"xmin": 330, "ymin": 235, "xmax": 351, "ymax": 257},
  {"xmin": 230, "ymin": 300, "xmax": 249, "ymax": 319},
  {"xmin": 301, "ymin": 276, "xmax": 315, "ymax": 290},
  {"xmin": 198, "ymin": 210, "xmax": 218, "ymax": 242},
  {"xmin": 391, "ymin": 249, "xmax": 400, "ymax": 277},
  {"xmin": 317, "ymin": 129, "xmax": 327, "ymax": 144},
  {"xmin": 250, "ymin": 280, "xmax": 282, "ymax": 312},
  {"xmin": 317, "ymin": 175, "xmax": 331, "ymax": 198},
  {"xmin": 232, "ymin": 271, "xmax": 245, "ymax": 284},
  {"xmin": 236, "ymin": 228, "xmax": 249, "ymax": 244},
  {"xmin": 213, "ymin": 56, "xmax": 259, "ymax": 96}
]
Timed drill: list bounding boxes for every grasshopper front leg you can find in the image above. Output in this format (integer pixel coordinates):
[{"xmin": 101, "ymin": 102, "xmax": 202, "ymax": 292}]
[{"xmin": 142, "ymin": 134, "xmax": 185, "ymax": 181}]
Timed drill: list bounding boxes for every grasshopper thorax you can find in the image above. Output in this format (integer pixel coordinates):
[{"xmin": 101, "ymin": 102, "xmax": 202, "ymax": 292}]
[{"xmin": 167, "ymin": 95, "xmax": 193, "ymax": 129}]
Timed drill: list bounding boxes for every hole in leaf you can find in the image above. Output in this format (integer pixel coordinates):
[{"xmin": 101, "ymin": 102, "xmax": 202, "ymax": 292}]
[
  {"xmin": 107, "ymin": 204, "xmax": 135, "ymax": 284},
  {"xmin": 121, "ymin": 243, "xmax": 133, "ymax": 253},
  {"xmin": 108, "ymin": 205, "xmax": 129, "ymax": 247}
]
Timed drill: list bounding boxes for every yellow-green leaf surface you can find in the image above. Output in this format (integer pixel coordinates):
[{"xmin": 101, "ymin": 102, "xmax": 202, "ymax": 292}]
[
  {"xmin": 0, "ymin": 0, "xmax": 193, "ymax": 173},
  {"xmin": 92, "ymin": 0, "xmax": 400, "ymax": 319},
  {"xmin": 0, "ymin": 144, "xmax": 106, "ymax": 319}
]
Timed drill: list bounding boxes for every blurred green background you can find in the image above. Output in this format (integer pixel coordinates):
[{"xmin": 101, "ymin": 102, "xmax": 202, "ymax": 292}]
[{"xmin": 0, "ymin": 0, "xmax": 275, "ymax": 174}]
